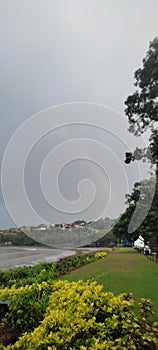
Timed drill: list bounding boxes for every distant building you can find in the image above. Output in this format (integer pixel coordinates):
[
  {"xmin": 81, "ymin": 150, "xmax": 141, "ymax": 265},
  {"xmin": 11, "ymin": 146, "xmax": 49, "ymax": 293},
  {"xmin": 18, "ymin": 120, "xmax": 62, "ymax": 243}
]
[{"xmin": 10, "ymin": 228, "xmax": 22, "ymax": 233}]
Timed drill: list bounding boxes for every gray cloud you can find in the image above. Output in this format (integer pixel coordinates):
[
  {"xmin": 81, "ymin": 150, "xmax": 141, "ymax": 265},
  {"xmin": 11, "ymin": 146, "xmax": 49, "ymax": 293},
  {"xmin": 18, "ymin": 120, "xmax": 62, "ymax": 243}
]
[{"xmin": 0, "ymin": 0, "xmax": 158, "ymax": 228}]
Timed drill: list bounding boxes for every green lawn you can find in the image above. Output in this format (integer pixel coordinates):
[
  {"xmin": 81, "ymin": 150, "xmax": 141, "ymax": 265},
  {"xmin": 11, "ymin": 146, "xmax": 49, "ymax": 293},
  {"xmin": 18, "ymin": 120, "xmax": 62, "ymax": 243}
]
[{"xmin": 62, "ymin": 248, "xmax": 158, "ymax": 315}]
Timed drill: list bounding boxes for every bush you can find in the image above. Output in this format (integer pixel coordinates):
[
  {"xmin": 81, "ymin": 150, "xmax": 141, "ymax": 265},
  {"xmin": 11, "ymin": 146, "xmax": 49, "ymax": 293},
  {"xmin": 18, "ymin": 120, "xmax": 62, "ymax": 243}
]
[
  {"xmin": 0, "ymin": 263, "xmax": 55, "ymax": 288},
  {"xmin": 5, "ymin": 280, "xmax": 158, "ymax": 350},
  {"xmin": 94, "ymin": 251, "xmax": 108, "ymax": 259},
  {"xmin": 0, "ymin": 281, "xmax": 54, "ymax": 334},
  {"xmin": 54, "ymin": 253, "xmax": 97, "ymax": 277},
  {"xmin": 0, "ymin": 252, "xmax": 107, "ymax": 288}
]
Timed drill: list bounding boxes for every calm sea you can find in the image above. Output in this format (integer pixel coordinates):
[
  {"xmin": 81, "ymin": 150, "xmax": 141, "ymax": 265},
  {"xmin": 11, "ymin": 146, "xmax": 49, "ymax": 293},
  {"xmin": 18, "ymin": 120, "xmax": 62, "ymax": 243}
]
[{"xmin": 0, "ymin": 246, "xmax": 76, "ymax": 270}]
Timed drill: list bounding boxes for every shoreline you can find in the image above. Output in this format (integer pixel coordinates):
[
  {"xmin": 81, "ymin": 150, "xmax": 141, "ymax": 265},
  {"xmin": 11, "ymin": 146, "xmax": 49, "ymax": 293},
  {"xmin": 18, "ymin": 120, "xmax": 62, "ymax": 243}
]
[
  {"xmin": 0, "ymin": 246, "xmax": 76, "ymax": 270},
  {"xmin": 0, "ymin": 245, "xmax": 110, "ymax": 270}
]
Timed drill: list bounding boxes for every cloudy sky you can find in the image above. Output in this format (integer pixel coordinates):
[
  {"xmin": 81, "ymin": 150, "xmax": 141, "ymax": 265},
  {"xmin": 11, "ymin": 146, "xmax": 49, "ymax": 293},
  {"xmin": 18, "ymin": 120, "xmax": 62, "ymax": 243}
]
[{"xmin": 0, "ymin": 1, "xmax": 158, "ymax": 229}]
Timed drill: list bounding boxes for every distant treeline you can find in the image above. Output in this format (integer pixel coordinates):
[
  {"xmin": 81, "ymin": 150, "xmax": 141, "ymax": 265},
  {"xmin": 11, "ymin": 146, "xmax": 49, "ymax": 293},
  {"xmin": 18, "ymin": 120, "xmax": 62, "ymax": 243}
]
[
  {"xmin": 0, "ymin": 229, "xmax": 117, "ymax": 247},
  {"xmin": 0, "ymin": 231, "xmax": 41, "ymax": 246}
]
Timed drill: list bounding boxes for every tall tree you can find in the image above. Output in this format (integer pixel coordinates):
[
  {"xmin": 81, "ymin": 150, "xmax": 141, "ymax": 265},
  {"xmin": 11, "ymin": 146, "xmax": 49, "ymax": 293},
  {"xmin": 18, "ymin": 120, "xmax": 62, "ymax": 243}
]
[
  {"xmin": 125, "ymin": 37, "xmax": 158, "ymax": 207},
  {"xmin": 125, "ymin": 37, "xmax": 158, "ymax": 138},
  {"xmin": 113, "ymin": 201, "xmax": 158, "ymax": 243},
  {"xmin": 113, "ymin": 38, "xmax": 158, "ymax": 244},
  {"xmin": 125, "ymin": 178, "xmax": 155, "ymax": 205}
]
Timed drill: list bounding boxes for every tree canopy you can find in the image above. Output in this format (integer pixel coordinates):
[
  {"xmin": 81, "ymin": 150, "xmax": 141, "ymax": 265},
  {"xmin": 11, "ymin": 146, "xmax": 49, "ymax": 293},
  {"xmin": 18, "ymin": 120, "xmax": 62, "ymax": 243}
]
[
  {"xmin": 125, "ymin": 37, "xmax": 158, "ymax": 139},
  {"xmin": 114, "ymin": 38, "xmax": 158, "ymax": 244},
  {"xmin": 125, "ymin": 37, "xmax": 158, "ymax": 170}
]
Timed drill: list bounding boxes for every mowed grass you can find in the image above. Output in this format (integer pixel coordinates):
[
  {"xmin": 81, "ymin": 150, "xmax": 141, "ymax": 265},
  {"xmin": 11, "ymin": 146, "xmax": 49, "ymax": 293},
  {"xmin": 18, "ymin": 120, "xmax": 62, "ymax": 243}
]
[{"xmin": 62, "ymin": 248, "xmax": 158, "ymax": 315}]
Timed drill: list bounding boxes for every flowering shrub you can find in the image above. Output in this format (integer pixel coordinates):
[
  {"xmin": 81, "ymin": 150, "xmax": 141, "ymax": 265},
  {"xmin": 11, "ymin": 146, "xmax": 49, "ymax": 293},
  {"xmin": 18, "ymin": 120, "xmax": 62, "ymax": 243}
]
[
  {"xmin": 4, "ymin": 280, "xmax": 158, "ymax": 350},
  {"xmin": 94, "ymin": 251, "xmax": 108, "ymax": 259}
]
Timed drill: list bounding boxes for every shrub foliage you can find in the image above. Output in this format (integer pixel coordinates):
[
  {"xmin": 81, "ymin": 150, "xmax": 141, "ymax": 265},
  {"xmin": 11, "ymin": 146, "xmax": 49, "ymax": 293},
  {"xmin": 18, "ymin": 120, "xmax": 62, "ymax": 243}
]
[
  {"xmin": 1, "ymin": 280, "xmax": 158, "ymax": 350},
  {"xmin": 0, "ymin": 252, "xmax": 107, "ymax": 288}
]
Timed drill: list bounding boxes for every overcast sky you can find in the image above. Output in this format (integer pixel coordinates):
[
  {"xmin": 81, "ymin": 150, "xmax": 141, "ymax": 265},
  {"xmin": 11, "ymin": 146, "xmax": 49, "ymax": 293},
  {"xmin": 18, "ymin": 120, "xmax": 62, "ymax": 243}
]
[{"xmin": 0, "ymin": 1, "xmax": 158, "ymax": 229}]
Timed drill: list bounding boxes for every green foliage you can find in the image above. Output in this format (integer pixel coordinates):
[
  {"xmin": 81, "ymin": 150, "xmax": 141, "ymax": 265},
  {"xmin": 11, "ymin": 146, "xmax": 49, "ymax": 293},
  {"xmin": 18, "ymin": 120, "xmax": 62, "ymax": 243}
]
[
  {"xmin": 124, "ymin": 37, "xmax": 158, "ymax": 241},
  {"xmin": 125, "ymin": 37, "xmax": 158, "ymax": 138},
  {"xmin": 90, "ymin": 231, "xmax": 117, "ymax": 247},
  {"xmin": 113, "ymin": 202, "xmax": 158, "ymax": 243},
  {"xmin": 125, "ymin": 179, "xmax": 155, "ymax": 206},
  {"xmin": 0, "ymin": 252, "xmax": 108, "ymax": 289},
  {"xmin": 0, "ymin": 262, "xmax": 56, "ymax": 288},
  {"xmin": 0, "ymin": 231, "xmax": 40, "ymax": 246},
  {"xmin": 0, "ymin": 282, "xmax": 54, "ymax": 334},
  {"xmin": 112, "ymin": 204, "xmax": 136, "ymax": 242},
  {"xmin": 64, "ymin": 248, "xmax": 158, "ymax": 316},
  {"xmin": 0, "ymin": 251, "xmax": 158, "ymax": 348},
  {"xmin": 4, "ymin": 280, "xmax": 158, "ymax": 350},
  {"xmin": 54, "ymin": 253, "xmax": 98, "ymax": 277}
]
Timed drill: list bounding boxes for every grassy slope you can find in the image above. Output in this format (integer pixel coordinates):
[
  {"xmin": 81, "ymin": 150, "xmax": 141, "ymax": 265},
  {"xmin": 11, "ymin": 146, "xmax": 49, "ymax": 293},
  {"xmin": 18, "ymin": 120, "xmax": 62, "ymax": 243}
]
[{"xmin": 62, "ymin": 248, "xmax": 158, "ymax": 314}]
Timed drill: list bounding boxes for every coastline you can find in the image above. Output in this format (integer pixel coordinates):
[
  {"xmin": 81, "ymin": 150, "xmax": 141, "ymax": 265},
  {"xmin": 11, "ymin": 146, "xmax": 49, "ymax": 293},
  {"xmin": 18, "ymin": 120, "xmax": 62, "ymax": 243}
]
[
  {"xmin": 0, "ymin": 246, "xmax": 76, "ymax": 270},
  {"xmin": 0, "ymin": 245, "xmax": 110, "ymax": 270}
]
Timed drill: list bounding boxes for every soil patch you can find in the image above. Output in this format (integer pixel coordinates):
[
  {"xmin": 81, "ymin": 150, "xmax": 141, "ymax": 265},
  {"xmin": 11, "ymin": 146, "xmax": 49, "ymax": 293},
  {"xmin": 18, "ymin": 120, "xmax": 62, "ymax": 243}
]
[{"xmin": 0, "ymin": 325, "xmax": 18, "ymax": 346}]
